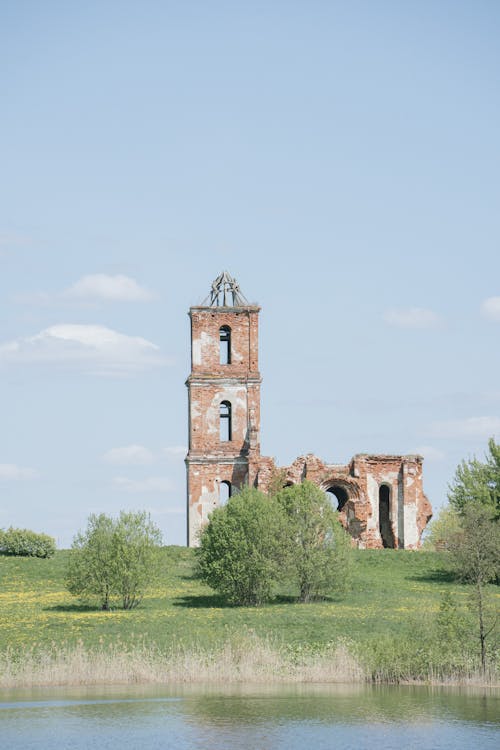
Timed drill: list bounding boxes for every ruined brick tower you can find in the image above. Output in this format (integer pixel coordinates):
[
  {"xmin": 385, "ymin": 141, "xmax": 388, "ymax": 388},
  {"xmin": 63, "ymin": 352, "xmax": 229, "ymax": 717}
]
[
  {"xmin": 186, "ymin": 273, "xmax": 432, "ymax": 548},
  {"xmin": 185, "ymin": 272, "xmax": 262, "ymax": 546}
]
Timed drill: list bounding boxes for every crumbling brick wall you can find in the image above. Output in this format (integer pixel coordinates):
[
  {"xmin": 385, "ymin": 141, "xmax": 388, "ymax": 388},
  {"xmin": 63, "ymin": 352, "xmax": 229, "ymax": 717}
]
[
  {"xmin": 254, "ymin": 453, "xmax": 432, "ymax": 549},
  {"xmin": 185, "ymin": 278, "xmax": 432, "ymax": 548}
]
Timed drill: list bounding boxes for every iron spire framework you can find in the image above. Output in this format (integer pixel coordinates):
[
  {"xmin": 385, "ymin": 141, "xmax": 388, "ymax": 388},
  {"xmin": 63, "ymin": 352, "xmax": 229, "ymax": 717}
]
[{"xmin": 201, "ymin": 271, "xmax": 249, "ymax": 307}]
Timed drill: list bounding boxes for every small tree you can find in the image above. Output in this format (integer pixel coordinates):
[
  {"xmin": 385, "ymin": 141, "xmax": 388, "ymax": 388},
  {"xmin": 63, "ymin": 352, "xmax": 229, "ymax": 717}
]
[
  {"xmin": 435, "ymin": 591, "xmax": 467, "ymax": 645},
  {"xmin": 66, "ymin": 513, "xmax": 116, "ymax": 610},
  {"xmin": 276, "ymin": 481, "xmax": 353, "ymax": 602},
  {"xmin": 446, "ymin": 504, "xmax": 500, "ymax": 672},
  {"xmin": 112, "ymin": 510, "xmax": 163, "ymax": 609},
  {"xmin": 266, "ymin": 467, "xmax": 288, "ymax": 497},
  {"xmin": 448, "ymin": 438, "xmax": 500, "ymax": 517},
  {"xmin": 66, "ymin": 511, "xmax": 162, "ymax": 610},
  {"xmin": 423, "ymin": 505, "xmax": 462, "ymax": 551},
  {"xmin": 197, "ymin": 487, "xmax": 288, "ymax": 605}
]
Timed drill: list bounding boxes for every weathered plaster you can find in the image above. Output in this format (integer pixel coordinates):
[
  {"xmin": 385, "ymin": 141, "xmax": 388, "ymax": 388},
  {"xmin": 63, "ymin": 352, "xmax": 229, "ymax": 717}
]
[{"xmin": 404, "ymin": 504, "xmax": 418, "ymax": 549}]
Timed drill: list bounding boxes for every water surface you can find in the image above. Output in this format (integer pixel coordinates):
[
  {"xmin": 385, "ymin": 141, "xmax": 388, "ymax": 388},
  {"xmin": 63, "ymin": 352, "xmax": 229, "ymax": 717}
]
[{"xmin": 0, "ymin": 684, "xmax": 498, "ymax": 749}]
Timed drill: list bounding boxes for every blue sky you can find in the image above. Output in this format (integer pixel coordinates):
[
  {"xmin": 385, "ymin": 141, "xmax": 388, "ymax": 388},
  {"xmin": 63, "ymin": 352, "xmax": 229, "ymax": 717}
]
[{"xmin": 1, "ymin": 1, "xmax": 499, "ymax": 547}]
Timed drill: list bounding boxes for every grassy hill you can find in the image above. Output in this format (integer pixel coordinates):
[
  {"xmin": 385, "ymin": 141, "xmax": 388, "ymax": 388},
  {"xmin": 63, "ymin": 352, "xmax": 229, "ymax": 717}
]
[{"xmin": 0, "ymin": 547, "xmax": 498, "ymax": 685}]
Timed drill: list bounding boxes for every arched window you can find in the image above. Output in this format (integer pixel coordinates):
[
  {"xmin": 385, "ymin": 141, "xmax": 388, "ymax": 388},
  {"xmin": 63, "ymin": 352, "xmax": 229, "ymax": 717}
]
[
  {"xmin": 219, "ymin": 326, "xmax": 231, "ymax": 365},
  {"xmin": 220, "ymin": 481, "xmax": 231, "ymax": 505},
  {"xmin": 325, "ymin": 485, "xmax": 349, "ymax": 512},
  {"xmin": 220, "ymin": 401, "xmax": 232, "ymax": 441},
  {"xmin": 379, "ymin": 485, "xmax": 395, "ymax": 548}
]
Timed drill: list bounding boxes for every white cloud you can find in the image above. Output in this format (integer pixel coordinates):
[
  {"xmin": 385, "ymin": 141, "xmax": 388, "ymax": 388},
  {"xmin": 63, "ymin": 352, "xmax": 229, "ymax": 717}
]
[
  {"xmin": 64, "ymin": 274, "xmax": 155, "ymax": 302},
  {"xmin": 481, "ymin": 297, "xmax": 500, "ymax": 322},
  {"xmin": 0, "ymin": 324, "xmax": 167, "ymax": 375},
  {"xmin": 103, "ymin": 444, "xmax": 187, "ymax": 465},
  {"xmin": 383, "ymin": 307, "xmax": 442, "ymax": 329},
  {"xmin": 113, "ymin": 476, "xmax": 175, "ymax": 493},
  {"xmin": 0, "ymin": 464, "xmax": 37, "ymax": 480},
  {"xmin": 414, "ymin": 445, "xmax": 446, "ymax": 462},
  {"xmin": 102, "ymin": 445, "xmax": 155, "ymax": 465},
  {"xmin": 163, "ymin": 445, "xmax": 187, "ymax": 458},
  {"xmin": 428, "ymin": 416, "xmax": 500, "ymax": 439}
]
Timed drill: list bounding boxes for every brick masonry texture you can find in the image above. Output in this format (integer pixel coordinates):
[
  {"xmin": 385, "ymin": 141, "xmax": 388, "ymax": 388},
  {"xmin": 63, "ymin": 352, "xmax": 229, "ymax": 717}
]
[{"xmin": 186, "ymin": 296, "xmax": 432, "ymax": 548}]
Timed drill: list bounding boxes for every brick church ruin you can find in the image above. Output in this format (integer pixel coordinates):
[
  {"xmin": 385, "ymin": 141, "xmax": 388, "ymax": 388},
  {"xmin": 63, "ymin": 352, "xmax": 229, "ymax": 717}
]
[{"xmin": 186, "ymin": 272, "xmax": 432, "ymax": 548}]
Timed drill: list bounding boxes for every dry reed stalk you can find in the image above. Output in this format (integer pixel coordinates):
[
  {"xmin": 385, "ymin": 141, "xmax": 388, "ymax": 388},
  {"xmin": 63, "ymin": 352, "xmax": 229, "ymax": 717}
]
[
  {"xmin": 0, "ymin": 638, "xmax": 366, "ymax": 688},
  {"xmin": 0, "ymin": 639, "xmax": 498, "ymax": 688}
]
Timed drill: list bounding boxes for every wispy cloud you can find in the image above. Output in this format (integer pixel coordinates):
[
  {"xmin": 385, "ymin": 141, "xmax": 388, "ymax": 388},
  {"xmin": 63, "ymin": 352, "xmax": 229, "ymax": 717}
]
[
  {"xmin": 13, "ymin": 273, "xmax": 156, "ymax": 305},
  {"xmin": 146, "ymin": 505, "xmax": 184, "ymax": 516},
  {"xmin": 0, "ymin": 324, "xmax": 168, "ymax": 375},
  {"xmin": 113, "ymin": 476, "xmax": 175, "ymax": 493},
  {"xmin": 427, "ymin": 416, "xmax": 500, "ymax": 439},
  {"xmin": 0, "ymin": 463, "xmax": 37, "ymax": 480},
  {"xmin": 64, "ymin": 274, "xmax": 155, "ymax": 302},
  {"xmin": 481, "ymin": 296, "xmax": 500, "ymax": 322},
  {"xmin": 103, "ymin": 445, "xmax": 186, "ymax": 465},
  {"xmin": 163, "ymin": 445, "xmax": 187, "ymax": 459},
  {"xmin": 383, "ymin": 307, "xmax": 442, "ymax": 329},
  {"xmin": 414, "ymin": 445, "xmax": 446, "ymax": 462},
  {"xmin": 102, "ymin": 445, "xmax": 155, "ymax": 465}
]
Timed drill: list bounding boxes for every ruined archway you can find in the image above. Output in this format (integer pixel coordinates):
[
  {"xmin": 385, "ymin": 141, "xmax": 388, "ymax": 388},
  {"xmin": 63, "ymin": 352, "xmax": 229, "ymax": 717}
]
[
  {"xmin": 324, "ymin": 484, "xmax": 349, "ymax": 511},
  {"xmin": 320, "ymin": 477, "xmax": 365, "ymax": 544}
]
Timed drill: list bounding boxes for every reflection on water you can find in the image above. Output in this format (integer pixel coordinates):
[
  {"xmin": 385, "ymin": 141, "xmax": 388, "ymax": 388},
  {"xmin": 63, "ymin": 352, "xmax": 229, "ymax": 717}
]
[{"xmin": 0, "ymin": 684, "xmax": 498, "ymax": 750}]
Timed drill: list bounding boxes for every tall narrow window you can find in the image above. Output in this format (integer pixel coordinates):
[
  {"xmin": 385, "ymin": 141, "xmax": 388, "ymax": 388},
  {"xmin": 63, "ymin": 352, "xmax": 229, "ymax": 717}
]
[
  {"xmin": 219, "ymin": 326, "xmax": 231, "ymax": 365},
  {"xmin": 220, "ymin": 481, "xmax": 231, "ymax": 505},
  {"xmin": 220, "ymin": 401, "xmax": 232, "ymax": 441},
  {"xmin": 379, "ymin": 485, "xmax": 395, "ymax": 548}
]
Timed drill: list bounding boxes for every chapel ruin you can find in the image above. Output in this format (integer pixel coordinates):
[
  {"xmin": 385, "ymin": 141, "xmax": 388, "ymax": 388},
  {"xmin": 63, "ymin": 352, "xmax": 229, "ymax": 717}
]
[{"xmin": 185, "ymin": 272, "xmax": 432, "ymax": 548}]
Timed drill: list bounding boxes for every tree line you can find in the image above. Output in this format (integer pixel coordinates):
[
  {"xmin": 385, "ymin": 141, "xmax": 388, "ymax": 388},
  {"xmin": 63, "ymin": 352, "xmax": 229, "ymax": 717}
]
[{"xmin": 427, "ymin": 437, "xmax": 500, "ymax": 671}]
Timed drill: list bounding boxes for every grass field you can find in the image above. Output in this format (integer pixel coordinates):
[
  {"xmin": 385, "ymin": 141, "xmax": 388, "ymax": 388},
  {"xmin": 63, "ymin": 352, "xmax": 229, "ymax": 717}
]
[{"xmin": 0, "ymin": 547, "xmax": 498, "ymax": 686}]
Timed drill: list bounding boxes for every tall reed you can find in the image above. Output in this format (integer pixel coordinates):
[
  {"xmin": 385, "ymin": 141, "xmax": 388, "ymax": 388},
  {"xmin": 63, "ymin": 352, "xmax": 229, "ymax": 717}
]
[
  {"xmin": 1, "ymin": 636, "xmax": 498, "ymax": 688},
  {"xmin": 0, "ymin": 637, "xmax": 363, "ymax": 688}
]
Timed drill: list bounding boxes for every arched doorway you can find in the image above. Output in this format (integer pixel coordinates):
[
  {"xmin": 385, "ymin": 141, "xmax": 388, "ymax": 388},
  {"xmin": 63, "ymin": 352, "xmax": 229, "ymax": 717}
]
[{"xmin": 379, "ymin": 485, "xmax": 395, "ymax": 548}]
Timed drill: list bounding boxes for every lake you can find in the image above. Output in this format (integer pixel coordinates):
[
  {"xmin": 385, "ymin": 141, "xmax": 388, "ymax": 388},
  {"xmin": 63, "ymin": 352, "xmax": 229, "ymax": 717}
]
[{"xmin": 0, "ymin": 684, "xmax": 498, "ymax": 749}]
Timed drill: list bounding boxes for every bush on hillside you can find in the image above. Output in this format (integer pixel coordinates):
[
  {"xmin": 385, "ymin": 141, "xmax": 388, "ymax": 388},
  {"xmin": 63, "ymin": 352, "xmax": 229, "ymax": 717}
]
[
  {"xmin": 66, "ymin": 511, "xmax": 163, "ymax": 610},
  {"xmin": 197, "ymin": 488, "xmax": 289, "ymax": 605},
  {"xmin": 0, "ymin": 527, "xmax": 56, "ymax": 558},
  {"xmin": 275, "ymin": 481, "xmax": 354, "ymax": 602}
]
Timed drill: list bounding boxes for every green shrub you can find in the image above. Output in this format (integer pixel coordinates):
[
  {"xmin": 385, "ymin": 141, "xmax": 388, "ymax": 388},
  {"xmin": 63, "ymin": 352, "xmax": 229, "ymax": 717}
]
[
  {"xmin": 423, "ymin": 505, "xmax": 462, "ymax": 551},
  {"xmin": 66, "ymin": 511, "xmax": 163, "ymax": 610},
  {"xmin": 197, "ymin": 488, "xmax": 289, "ymax": 605},
  {"xmin": 275, "ymin": 481, "xmax": 354, "ymax": 602},
  {"xmin": 0, "ymin": 527, "xmax": 56, "ymax": 558}
]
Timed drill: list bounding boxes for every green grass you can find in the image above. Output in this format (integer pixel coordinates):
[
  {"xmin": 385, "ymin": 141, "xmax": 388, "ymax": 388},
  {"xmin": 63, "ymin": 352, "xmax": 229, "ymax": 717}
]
[
  {"xmin": 1, "ymin": 547, "xmax": 498, "ymax": 686},
  {"xmin": 0, "ymin": 546, "xmax": 494, "ymax": 654}
]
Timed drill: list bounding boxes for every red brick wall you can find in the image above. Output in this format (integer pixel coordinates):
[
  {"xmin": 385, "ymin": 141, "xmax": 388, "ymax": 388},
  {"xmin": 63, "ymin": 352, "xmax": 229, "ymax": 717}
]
[{"xmin": 186, "ymin": 305, "xmax": 262, "ymax": 545}]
